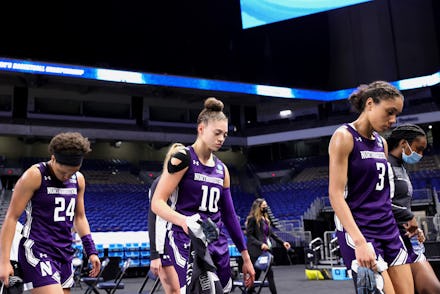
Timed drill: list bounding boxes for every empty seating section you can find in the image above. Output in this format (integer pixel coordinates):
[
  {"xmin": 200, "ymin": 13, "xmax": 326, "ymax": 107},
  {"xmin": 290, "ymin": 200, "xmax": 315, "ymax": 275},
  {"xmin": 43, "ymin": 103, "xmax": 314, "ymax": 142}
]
[
  {"xmin": 231, "ymin": 185, "xmax": 256, "ymax": 226},
  {"xmin": 259, "ymin": 179, "xmax": 328, "ymax": 222},
  {"xmin": 293, "ymin": 166, "xmax": 329, "ymax": 182},
  {"xmin": 81, "ymin": 158, "xmax": 133, "ymax": 171},
  {"xmin": 85, "ymin": 183, "xmax": 149, "ymax": 232},
  {"xmin": 138, "ymin": 160, "xmax": 163, "ymax": 172}
]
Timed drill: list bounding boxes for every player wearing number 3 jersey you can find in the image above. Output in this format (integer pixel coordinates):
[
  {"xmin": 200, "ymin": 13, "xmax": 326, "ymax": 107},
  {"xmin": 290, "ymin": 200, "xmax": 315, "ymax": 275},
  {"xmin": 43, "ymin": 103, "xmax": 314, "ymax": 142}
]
[
  {"xmin": 152, "ymin": 97, "xmax": 255, "ymax": 293},
  {"xmin": 329, "ymin": 81, "xmax": 414, "ymax": 294}
]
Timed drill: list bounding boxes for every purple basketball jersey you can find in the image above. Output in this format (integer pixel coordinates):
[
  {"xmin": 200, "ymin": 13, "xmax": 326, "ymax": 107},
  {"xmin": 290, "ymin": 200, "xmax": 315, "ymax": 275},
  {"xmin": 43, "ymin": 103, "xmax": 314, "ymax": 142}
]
[
  {"xmin": 172, "ymin": 146, "xmax": 225, "ymax": 232},
  {"xmin": 336, "ymin": 124, "xmax": 398, "ymax": 238},
  {"xmin": 21, "ymin": 162, "xmax": 78, "ymax": 260}
]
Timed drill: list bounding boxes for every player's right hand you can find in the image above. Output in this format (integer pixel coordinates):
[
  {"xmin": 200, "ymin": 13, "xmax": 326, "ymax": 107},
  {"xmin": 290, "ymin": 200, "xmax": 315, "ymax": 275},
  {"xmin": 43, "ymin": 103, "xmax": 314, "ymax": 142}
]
[
  {"xmin": 0, "ymin": 260, "xmax": 14, "ymax": 287},
  {"xmin": 150, "ymin": 258, "xmax": 162, "ymax": 277}
]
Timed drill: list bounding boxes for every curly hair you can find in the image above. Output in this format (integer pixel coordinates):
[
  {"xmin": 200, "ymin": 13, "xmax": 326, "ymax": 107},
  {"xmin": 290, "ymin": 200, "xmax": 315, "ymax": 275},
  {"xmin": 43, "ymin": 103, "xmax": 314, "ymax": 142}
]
[
  {"xmin": 48, "ymin": 132, "xmax": 92, "ymax": 155},
  {"xmin": 197, "ymin": 97, "xmax": 228, "ymax": 125},
  {"xmin": 348, "ymin": 81, "xmax": 403, "ymax": 113}
]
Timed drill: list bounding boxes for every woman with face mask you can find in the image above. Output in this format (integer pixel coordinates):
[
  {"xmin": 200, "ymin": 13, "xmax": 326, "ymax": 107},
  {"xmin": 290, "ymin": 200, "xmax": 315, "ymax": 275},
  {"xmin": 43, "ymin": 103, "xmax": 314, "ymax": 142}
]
[
  {"xmin": 245, "ymin": 198, "xmax": 290, "ymax": 294},
  {"xmin": 386, "ymin": 124, "xmax": 440, "ymax": 293}
]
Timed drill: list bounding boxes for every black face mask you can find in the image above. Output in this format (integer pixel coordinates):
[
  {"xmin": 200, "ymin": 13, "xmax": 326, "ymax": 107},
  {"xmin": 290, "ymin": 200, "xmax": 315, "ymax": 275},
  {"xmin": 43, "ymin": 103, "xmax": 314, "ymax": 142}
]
[{"xmin": 261, "ymin": 208, "xmax": 268, "ymax": 214}]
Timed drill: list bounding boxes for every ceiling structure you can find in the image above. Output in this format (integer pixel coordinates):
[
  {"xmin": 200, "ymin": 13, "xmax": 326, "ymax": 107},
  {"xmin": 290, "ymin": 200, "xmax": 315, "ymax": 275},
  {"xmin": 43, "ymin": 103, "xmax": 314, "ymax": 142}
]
[{"xmin": 0, "ymin": 1, "xmax": 438, "ymax": 148}]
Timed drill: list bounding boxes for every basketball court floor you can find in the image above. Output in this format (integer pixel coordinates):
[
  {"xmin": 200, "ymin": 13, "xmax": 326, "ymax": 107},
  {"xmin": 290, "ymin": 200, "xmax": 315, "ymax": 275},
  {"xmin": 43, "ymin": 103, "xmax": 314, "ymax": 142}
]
[{"xmin": 71, "ymin": 264, "xmax": 355, "ymax": 294}]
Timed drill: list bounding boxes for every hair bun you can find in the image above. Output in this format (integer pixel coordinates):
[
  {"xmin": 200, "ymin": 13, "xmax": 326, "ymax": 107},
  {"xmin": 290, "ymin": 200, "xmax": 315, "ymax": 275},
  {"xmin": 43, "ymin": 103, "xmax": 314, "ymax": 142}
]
[{"xmin": 204, "ymin": 97, "xmax": 224, "ymax": 112}]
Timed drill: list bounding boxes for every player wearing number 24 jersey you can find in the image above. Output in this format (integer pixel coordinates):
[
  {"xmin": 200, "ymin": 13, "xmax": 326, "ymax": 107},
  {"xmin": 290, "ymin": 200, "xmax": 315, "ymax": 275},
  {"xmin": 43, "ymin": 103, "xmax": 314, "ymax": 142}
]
[
  {"xmin": 0, "ymin": 132, "xmax": 100, "ymax": 293},
  {"xmin": 21, "ymin": 162, "xmax": 79, "ymax": 261}
]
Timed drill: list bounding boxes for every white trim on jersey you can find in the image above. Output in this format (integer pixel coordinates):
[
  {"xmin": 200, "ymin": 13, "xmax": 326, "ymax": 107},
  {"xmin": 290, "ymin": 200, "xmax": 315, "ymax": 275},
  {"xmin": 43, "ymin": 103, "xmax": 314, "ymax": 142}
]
[
  {"xmin": 223, "ymin": 277, "xmax": 232, "ymax": 293},
  {"xmin": 22, "ymin": 202, "xmax": 33, "ymax": 239},
  {"xmin": 389, "ymin": 248, "xmax": 409, "ymax": 267},
  {"xmin": 388, "ymin": 162, "xmax": 396, "ymax": 200},
  {"xmin": 168, "ymin": 230, "xmax": 187, "ymax": 269},
  {"xmin": 389, "ymin": 235, "xmax": 409, "ymax": 266},
  {"xmin": 23, "ymin": 239, "xmax": 39, "ymax": 267},
  {"xmin": 10, "ymin": 222, "xmax": 23, "ymax": 261},
  {"xmin": 62, "ymin": 272, "xmax": 74, "ymax": 288}
]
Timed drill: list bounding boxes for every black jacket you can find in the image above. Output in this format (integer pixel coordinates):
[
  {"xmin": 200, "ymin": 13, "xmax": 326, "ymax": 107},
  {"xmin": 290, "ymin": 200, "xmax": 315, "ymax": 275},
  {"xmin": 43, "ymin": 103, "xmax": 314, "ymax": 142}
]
[
  {"xmin": 246, "ymin": 217, "xmax": 285, "ymax": 259},
  {"xmin": 388, "ymin": 154, "xmax": 415, "ymax": 235},
  {"xmin": 186, "ymin": 229, "xmax": 223, "ymax": 294}
]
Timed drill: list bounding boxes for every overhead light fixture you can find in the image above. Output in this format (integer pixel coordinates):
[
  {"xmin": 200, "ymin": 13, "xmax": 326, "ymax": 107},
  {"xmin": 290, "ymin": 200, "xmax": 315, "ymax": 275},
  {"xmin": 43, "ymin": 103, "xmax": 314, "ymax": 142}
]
[
  {"xmin": 111, "ymin": 141, "xmax": 122, "ymax": 148},
  {"xmin": 279, "ymin": 110, "xmax": 292, "ymax": 118}
]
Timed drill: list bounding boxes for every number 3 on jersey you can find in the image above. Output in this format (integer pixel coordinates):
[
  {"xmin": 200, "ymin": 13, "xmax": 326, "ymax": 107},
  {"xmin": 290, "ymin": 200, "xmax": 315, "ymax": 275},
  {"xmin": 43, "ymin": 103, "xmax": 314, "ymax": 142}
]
[
  {"xmin": 198, "ymin": 185, "xmax": 220, "ymax": 213},
  {"xmin": 375, "ymin": 162, "xmax": 386, "ymax": 191}
]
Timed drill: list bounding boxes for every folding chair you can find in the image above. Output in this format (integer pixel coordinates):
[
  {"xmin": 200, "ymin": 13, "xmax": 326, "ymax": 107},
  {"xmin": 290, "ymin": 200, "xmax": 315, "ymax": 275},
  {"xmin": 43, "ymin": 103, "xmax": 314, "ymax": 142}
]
[
  {"xmin": 96, "ymin": 258, "xmax": 132, "ymax": 294},
  {"xmin": 81, "ymin": 257, "xmax": 110, "ymax": 294},
  {"xmin": 232, "ymin": 252, "xmax": 274, "ymax": 294},
  {"xmin": 136, "ymin": 270, "xmax": 161, "ymax": 294}
]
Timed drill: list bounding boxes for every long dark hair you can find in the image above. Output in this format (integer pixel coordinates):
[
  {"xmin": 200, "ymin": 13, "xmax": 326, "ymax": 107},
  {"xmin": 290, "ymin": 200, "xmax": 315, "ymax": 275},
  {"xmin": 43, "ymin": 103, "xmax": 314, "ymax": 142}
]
[
  {"xmin": 348, "ymin": 81, "xmax": 403, "ymax": 113},
  {"xmin": 245, "ymin": 198, "xmax": 270, "ymax": 227}
]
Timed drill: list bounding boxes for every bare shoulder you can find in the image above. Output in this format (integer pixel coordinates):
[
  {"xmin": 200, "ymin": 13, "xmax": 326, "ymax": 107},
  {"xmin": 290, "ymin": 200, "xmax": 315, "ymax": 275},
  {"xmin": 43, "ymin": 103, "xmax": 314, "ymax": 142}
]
[
  {"xmin": 379, "ymin": 134, "xmax": 389, "ymax": 154},
  {"xmin": 76, "ymin": 170, "xmax": 85, "ymax": 180},
  {"xmin": 221, "ymin": 161, "xmax": 229, "ymax": 173},
  {"xmin": 379, "ymin": 135, "xmax": 388, "ymax": 147},
  {"xmin": 329, "ymin": 125, "xmax": 354, "ymax": 154},
  {"xmin": 332, "ymin": 125, "xmax": 351, "ymax": 138},
  {"xmin": 16, "ymin": 164, "xmax": 42, "ymax": 189},
  {"xmin": 75, "ymin": 171, "xmax": 86, "ymax": 187},
  {"xmin": 24, "ymin": 164, "xmax": 42, "ymax": 179}
]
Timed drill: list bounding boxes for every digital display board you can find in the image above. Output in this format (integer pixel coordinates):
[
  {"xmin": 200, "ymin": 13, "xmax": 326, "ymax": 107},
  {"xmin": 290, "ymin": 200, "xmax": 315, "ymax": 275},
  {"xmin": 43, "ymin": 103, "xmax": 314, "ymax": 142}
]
[{"xmin": 240, "ymin": 0, "xmax": 372, "ymax": 29}]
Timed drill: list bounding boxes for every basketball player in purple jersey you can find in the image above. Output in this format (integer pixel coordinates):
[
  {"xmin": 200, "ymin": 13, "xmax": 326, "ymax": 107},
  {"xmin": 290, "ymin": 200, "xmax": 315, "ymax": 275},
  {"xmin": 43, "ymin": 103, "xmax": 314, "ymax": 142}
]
[
  {"xmin": 0, "ymin": 132, "xmax": 100, "ymax": 293},
  {"xmin": 328, "ymin": 81, "xmax": 414, "ymax": 293},
  {"xmin": 152, "ymin": 97, "xmax": 255, "ymax": 293}
]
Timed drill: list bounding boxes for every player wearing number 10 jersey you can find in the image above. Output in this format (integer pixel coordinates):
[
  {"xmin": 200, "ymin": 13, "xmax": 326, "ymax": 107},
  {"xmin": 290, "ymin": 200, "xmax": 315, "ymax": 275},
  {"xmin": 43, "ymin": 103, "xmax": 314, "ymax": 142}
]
[
  {"xmin": 172, "ymin": 145, "xmax": 226, "ymax": 233},
  {"xmin": 152, "ymin": 97, "xmax": 255, "ymax": 293},
  {"xmin": 168, "ymin": 145, "xmax": 237, "ymax": 290}
]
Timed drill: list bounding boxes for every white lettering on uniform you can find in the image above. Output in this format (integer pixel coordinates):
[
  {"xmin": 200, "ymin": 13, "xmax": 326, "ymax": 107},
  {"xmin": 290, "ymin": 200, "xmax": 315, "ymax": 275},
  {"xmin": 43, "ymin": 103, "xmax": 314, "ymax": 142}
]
[
  {"xmin": 193, "ymin": 173, "xmax": 223, "ymax": 186},
  {"xmin": 40, "ymin": 261, "xmax": 53, "ymax": 277},
  {"xmin": 47, "ymin": 187, "xmax": 77, "ymax": 195},
  {"xmin": 360, "ymin": 151, "xmax": 386, "ymax": 160}
]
